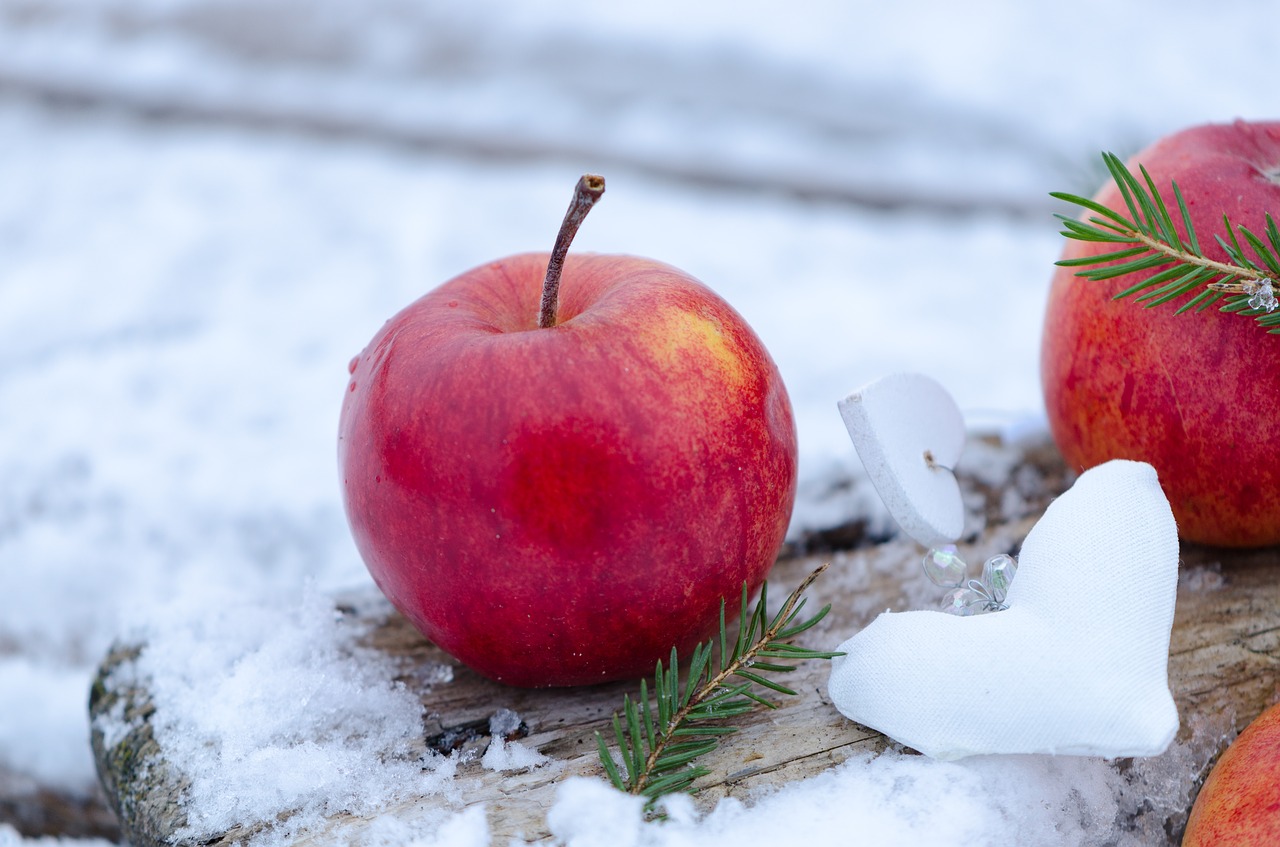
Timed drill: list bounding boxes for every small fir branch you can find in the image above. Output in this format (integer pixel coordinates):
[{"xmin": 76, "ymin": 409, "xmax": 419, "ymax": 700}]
[
  {"xmin": 1052, "ymin": 152, "xmax": 1280, "ymax": 334},
  {"xmin": 595, "ymin": 563, "xmax": 841, "ymax": 810}
]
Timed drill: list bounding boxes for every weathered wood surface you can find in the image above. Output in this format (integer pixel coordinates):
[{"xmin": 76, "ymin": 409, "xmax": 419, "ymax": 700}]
[{"xmin": 89, "ymin": 436, "xmax": 1280, "ymax": 845}]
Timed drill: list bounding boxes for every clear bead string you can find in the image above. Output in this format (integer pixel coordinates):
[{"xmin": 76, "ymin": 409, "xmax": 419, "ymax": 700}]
[{"xmin": 923, "ymin": 546, "xmax": 1017, "ymax": 616}]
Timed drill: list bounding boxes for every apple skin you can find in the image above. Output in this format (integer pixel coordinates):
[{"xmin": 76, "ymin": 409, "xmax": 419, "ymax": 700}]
[
  {"xmin": 1183, "ymin": 702, "xmax": 1280, "ymax": 845},
  {"xmin": 339, "ymin": 252, "xmax": 797, "ymax": 687},
  {"xmin": 1041, "ymin": 120, "xmax": 1280, "ymax": 548}
]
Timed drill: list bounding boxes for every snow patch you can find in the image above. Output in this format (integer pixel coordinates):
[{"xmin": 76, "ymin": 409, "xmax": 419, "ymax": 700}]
[
  {"xmin": 93, "ymin": 587, "xmax": 459, "ymax": 847},
  {"xmin": 547, "ymin": 750, "xmax": 1125, "ymax": 847}
]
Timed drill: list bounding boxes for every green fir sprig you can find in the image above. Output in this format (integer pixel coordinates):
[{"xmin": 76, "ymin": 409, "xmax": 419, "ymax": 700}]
[
  {"xmin": 1052, "ymin": 152, "xmax": 1280, "ymax": 334},
  {"xmin": 595, "ymin": 563, "xmax": 841, "ymax": 811}
]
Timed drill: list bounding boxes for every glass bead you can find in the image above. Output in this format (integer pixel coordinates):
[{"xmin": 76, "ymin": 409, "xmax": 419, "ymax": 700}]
[
  {"xmin": 941, "ymin": 586, "xmax": 982, "ymax": 616},
  {"xmin": 982, "ymin": 554, "xmax": 1017, "ymax": 603},
  {"xmin": 923, "ymin": 546, "xmax": 967, "ymax": 587}
]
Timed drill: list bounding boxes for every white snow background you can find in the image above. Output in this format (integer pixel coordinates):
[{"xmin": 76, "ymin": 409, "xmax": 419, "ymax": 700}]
[{"xmin": 0, "ymin": 0, "xmax": 1274, "ymax": 844}]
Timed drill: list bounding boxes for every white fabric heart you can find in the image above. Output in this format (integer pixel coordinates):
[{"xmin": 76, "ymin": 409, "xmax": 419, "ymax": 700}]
[
  {"xmin": 828, "ymin": 459, "xmax": 1179, "ymax": 760},
  {"xmin": 838, "ymin": 373, "xmax": 965, "ymax": 548}
]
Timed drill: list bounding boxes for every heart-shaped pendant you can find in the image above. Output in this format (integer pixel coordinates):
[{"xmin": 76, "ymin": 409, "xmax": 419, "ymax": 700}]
[
  {"xmin": 838, "ymin": 373, "xmax": 965, "ymax": 548},
  {"xmin": 828, "ymin": 459, "xmax": 1180, "ymax": 760}
]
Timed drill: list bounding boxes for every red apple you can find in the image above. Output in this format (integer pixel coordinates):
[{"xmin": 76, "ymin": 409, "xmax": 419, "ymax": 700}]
[
  {"xmin": 1183, "ymin": 702, "xmax": 1280, "ymax": 845},
  {"xmin": 1041, "ymin": 120, "xmax": 1280, "ymax": 548},
  {"xmin": 338, "ymin": 176, "xmax": 797, "ymax": 687}
]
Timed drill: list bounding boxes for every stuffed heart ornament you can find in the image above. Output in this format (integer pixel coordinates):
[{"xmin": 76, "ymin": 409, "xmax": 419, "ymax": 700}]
[{"xmin": 828, "ymin": 459, "xmax": 1180, "ymax": 760}]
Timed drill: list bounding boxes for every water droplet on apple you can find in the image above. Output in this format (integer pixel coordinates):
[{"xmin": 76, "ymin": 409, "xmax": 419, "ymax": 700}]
[
  {"xmin": 348, "ymin": 382, "xmax": 357, "ymax": 393},
  {"xmin": 347, "ymin": 356, "xmax": 359, "ymax": 374},
  {"xmin": 447, "ymin": 300, "xmax": 459, "ymax": 308}
]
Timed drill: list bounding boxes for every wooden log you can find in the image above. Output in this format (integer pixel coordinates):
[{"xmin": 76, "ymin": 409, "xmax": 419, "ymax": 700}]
[{"xmin": 88, "ymin": 437, "xmax": 1280, "ymax": 844}]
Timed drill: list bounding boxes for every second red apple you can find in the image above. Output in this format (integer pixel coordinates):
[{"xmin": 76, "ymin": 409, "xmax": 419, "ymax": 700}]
[{"xmin": 1041, "ymin": 120, "xmax": 1280, "ymax": 548}]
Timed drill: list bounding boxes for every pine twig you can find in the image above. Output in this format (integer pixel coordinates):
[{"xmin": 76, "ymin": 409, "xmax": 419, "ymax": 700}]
[
  {"xmin": 1051, "ymin": 152, "xmax": 1280, "ymax": 334},
  {"xmin": 595, "ymin": 563, "xmax": 841, "ymax": 810}
]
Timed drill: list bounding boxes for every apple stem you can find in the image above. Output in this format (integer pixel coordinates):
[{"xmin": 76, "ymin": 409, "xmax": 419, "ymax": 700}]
[{"xmin": 538, "ymin": 174, "xmax": 606, "ymax": 329}]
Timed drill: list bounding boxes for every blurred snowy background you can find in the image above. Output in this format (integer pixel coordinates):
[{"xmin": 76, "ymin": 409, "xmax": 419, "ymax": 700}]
[{"xmin": 0, "ymin": 0, "xmax": 1276, "ymax": 843}]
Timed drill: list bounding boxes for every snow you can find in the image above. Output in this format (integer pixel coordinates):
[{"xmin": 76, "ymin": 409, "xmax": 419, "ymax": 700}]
[
  {"xmin": 128, "ymin": 589, "xmax": 460, "ymax": 843},
  {"xmin": 0, "ymin": 826, "xmax": 116, "ymax": 847},
  {"xmin": 547, "ymin": 755, "xmax": 1126, "ymax": 847},
  {"xmin": 481, "ymin": 709, "xmax": 551, "ymax": 773},
  {"xmin": 1, "ymin": 0, "xmax": 1276, "ymax": 844}
]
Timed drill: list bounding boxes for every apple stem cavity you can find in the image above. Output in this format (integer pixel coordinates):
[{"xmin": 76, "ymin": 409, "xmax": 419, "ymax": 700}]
[{"xmin": 538, "ymin": 174, "xmax": 606, "ymax": 329}]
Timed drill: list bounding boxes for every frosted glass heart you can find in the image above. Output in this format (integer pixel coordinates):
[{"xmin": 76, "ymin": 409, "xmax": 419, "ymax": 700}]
[
  {"xmin": 828, "ymin": 459, "xmax": 1179, "ymax": 760},
  {"xmin": 838, "ymin": 373, "xmax": 964, "ymax": 548}
]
